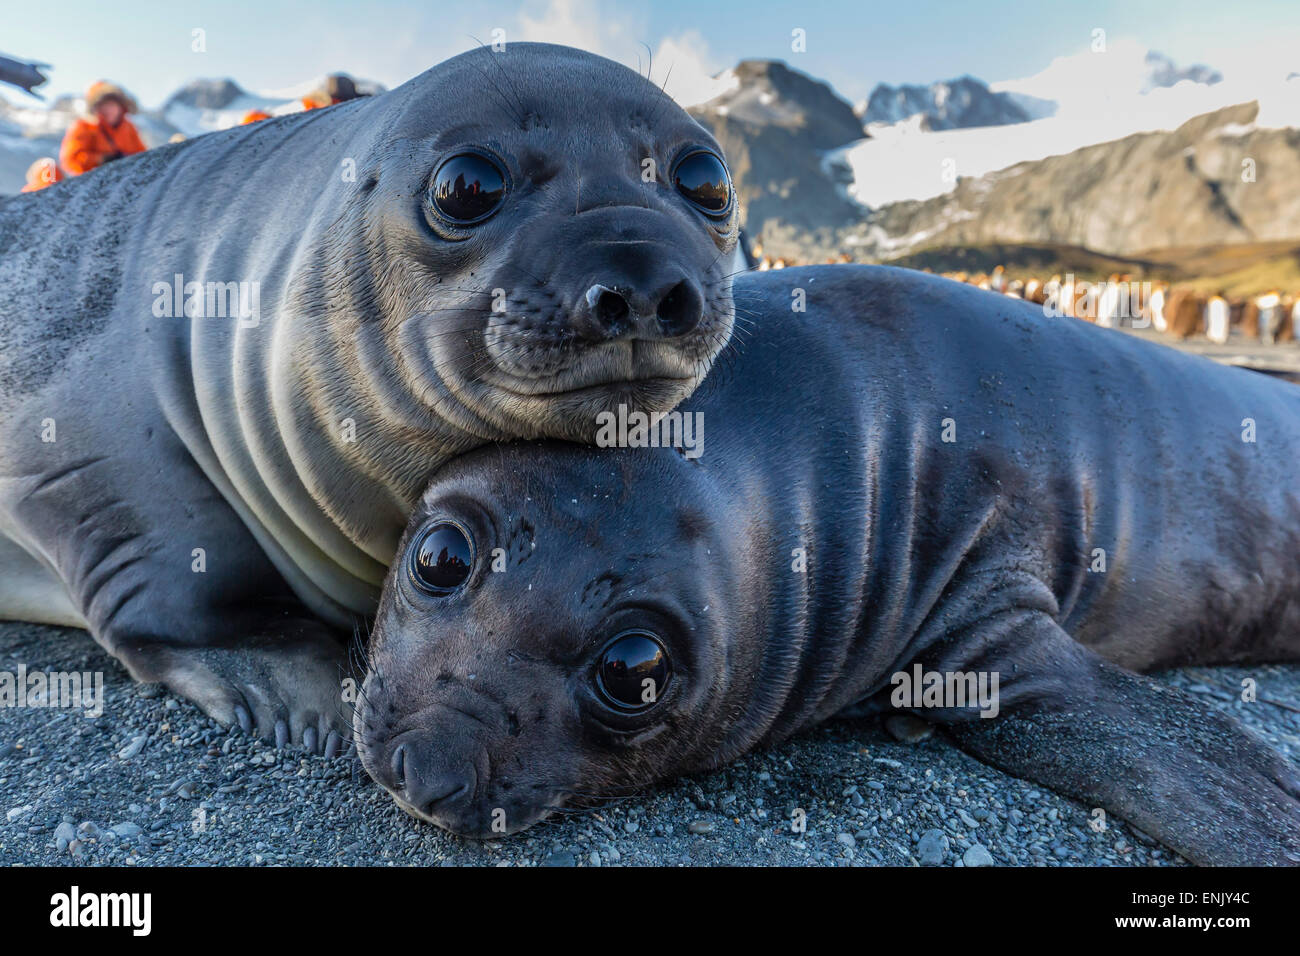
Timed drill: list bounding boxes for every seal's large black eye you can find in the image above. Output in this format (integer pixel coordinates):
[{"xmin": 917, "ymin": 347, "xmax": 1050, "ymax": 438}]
[
  {"xmin": 595, "ymin": 631, "xmax": 671, "ymax": 712},
  {"xmin": 429, "ymin": 153, "xmax": 507, "ymax": 224},
  {"xmin": 408, "ymin": 521, "xmax": 473, "ymax": 595},
  {"xmin": 672, "ymin": 150, "xmax": 731, "ymax": 214}
]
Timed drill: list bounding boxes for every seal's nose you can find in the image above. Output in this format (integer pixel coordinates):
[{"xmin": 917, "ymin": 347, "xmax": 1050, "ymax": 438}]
[
  {"xmin": 578, "ymin": 276, "xmax": 704, "ymax": 341},
  {"xmin": 390, "ymin": 743, "xmax": 473, "ymax": 817}
]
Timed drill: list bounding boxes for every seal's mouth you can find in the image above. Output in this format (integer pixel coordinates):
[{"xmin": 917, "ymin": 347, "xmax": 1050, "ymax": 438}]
[
  {"xmin": 386, "ymin": 791, "xmax": 565, "ymax": 838},
  {"xmin": 488, "ymin": 338, "xmax": 705, "ymax": 399},
  {"xmin": 497, "ymin": 373, "xmax": 694, "ymax": 399}
]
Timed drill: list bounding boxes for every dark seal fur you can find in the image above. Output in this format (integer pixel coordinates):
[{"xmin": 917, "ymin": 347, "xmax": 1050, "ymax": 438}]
[{"xmin": 359, "ymin": 265, "xmax": 1300, "ymax": 864}]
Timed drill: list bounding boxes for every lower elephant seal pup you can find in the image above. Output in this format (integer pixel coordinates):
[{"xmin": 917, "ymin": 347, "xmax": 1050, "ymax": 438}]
[
  {"xmin": 359, "ymin": 265, "xmax": 1300, "ymax": 865},
  {"xmin": 0, "ymin": 43, "xmax": 738, "ymax": 750}
]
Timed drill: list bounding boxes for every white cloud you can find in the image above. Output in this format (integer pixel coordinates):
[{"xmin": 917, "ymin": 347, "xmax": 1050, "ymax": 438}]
[
  {"xmin": 514, "ymin": 0, "xmax": 724, "ymax": 106},
  {"xmin": 516, "ymin": 0, "xmax": 636, "ymax": 54}
]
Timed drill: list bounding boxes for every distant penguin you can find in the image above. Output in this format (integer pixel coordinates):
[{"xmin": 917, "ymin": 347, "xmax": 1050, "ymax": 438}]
[
  {"xmin": 1257, "ymin": 290, "xmax": 1282, "ymax": 344},
  {"xmin": 1096, "ymin": 274, "xmax": 1122, "ymax": 328},
  {"xmin": 1150, "ymin": 283, "xmax": 1168, "ymax": 333},
  {"xmin": 1206, "ymin": 295, "xmax": 1230, "ymax": 344}
]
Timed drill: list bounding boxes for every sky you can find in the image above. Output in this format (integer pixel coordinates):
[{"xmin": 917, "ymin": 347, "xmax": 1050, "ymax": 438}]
[{"xmin": 1, "ymin": 0, "xmax": 1298, "ymax": 109}]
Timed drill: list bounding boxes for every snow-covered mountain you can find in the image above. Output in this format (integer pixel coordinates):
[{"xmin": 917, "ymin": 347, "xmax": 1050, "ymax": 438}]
[
  {"xmin": 688, "ymin": 59, "xmax": 866, "ymax": 243},
  {"xmin": 682, "ymin": 39, "xmax": 1300, "ymax": 260},
  {"xmin": 694, "ymin": 59, "xmax": 865, "ymax": 147},
  {"xmin": 839, "ymin": 40, "xmax": 1299, "ymax": 209},
  {"xmin": 851, "ymin": 99, "xmax": 1300, "ymax": 259},
  {"xmin": 1142, "ymin": 50, "xmax": 1222, "ymax": 92},
  {"xmin": 858, "ymin": 76, "xmax": 1030, "ymax": 131}
]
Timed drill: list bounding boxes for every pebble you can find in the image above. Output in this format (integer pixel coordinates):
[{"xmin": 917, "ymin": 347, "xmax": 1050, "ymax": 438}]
[
  {"xmin": 963, "ymin": 844, "xmax": 995, "ymax": 867},
  {"xmin": 917, "ymin": 828, "xmax": 949, "ymax": 865},
  {"xmin": 76, "ymin": 821, "xmax": 103, "ymax": 840},
  {"xmin": 885, "ymin": 715, "xmax": 934, "ymax": 743},
  {"xmin": 118, "ymin": 735, "xmax": 148, "ymax": 760},
  {"xmin": 5, "ymin": 621, "xmax": 1291, "ymax": 869}
]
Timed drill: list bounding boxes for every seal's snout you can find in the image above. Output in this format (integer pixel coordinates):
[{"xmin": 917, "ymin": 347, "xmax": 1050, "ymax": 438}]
[{"xmin": 578, "ymin": 272, "xmax": 704, "ymax": 342}]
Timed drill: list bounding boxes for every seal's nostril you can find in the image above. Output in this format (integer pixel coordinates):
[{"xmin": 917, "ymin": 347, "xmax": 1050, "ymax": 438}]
[
  {"xmin": 408, "ymin": 772, "xmax": 472, "ymax": 816},
  {"xmin": 656, "ymin": 280, "xmax": 704, "ymax": 337},
  {"xmin": 585, "ymin": 283, "xmax": 631, "ymax": 331},
  {"xmin": 391, "ymin": 744, "xmax": 407, "ymax": 790}
]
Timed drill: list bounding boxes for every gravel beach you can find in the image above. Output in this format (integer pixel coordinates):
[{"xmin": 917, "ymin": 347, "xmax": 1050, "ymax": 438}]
[{"xmin": 3, "ymin": 621, "xmax": 1298, "ymax": 867}]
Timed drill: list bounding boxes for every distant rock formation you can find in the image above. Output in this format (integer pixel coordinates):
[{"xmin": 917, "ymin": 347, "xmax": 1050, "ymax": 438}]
[
  {"xmin": 858, "ymin": 76, "xmax": 1031, "ymax": 131},
  {"xmin": 688, "ymin": 59, "xmax": 868, "ymax": 243}
]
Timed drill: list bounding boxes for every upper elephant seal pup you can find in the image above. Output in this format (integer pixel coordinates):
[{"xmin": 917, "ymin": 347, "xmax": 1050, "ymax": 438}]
[
  {"xmin": 0, "ymin": 43, "xmax": 738, "ymax": 750},
  {"xmin": 359, "ymin": 265, "xmax": 1300, "ymax": 866}
]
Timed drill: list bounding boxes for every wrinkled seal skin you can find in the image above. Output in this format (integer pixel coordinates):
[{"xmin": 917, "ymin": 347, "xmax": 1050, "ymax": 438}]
[
  {"xmin": 0, "ymin": 43, "xmax": 737, "ymax": 751},
  {"xmin": 360, "ymin": 265, "xmax": 1300, "ymax": 864}
]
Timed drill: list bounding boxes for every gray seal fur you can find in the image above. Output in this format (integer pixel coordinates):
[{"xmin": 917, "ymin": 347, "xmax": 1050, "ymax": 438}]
[{"xmin": 0, "ymin": 43, "xmax": 738, "ymax": 749}]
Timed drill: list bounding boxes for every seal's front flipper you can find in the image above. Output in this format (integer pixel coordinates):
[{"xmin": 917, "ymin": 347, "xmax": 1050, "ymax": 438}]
[
  {"xmin": 934, "ymin": 613, "xmax": 1300, "ymax": 866},
  {"xmin": 119, "ymin": 617, "xmax": 355, "ymax": 757}
]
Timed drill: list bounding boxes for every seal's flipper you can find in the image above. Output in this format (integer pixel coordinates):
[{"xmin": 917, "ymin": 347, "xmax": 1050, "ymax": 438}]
[
  {"xmin": 939, "ymin": 615, "xmax": 1300, "ymax": 865},
  {"xmin": 122, "ymin": 618, "xmax": 354, "ymax": 755},
  {"xmin": 0, "ymin": 444, "xmax": 355, "ymax": 754}
]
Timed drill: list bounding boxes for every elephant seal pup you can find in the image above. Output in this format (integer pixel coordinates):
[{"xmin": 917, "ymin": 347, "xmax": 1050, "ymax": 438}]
[
  {"xmin": 0, "ymin": 43, "xmax": 738, "ymax": 751},
  {"xmin": 358, "ymin": 265, "xmax": 1300, "ymax": 865}
]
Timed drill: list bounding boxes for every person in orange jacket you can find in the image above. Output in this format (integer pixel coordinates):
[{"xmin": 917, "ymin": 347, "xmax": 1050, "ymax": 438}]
[
  {"xmin": 301, "ymin": 73, "xmax": 364, "ymax": 110},
  {"xmin": 59, "ymin": 80, "xmax": 147, "ymax": 176},
  {"xmin": 20, "ymin": 156, "xmax": 63, "ymax": 192},
  {"xmin": 240, "ymin": 108, "xmax": 271, "ymax": 124}
]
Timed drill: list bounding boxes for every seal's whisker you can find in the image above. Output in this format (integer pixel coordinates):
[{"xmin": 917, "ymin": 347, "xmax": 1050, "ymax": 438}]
[
  {"xmin": 458, "ymin": 39, "xmax": 527, "ymax": 127},
  {"xmin": 490, "ymin": 260, "xmax": 551, "ymax": 289},
  {"xmin": 644, "ymin": 55, "xmax": 678, "ymax": 129},
  {"xmin": 471, "ymin": 34, "xmax": 531, "ymax": 128}
]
